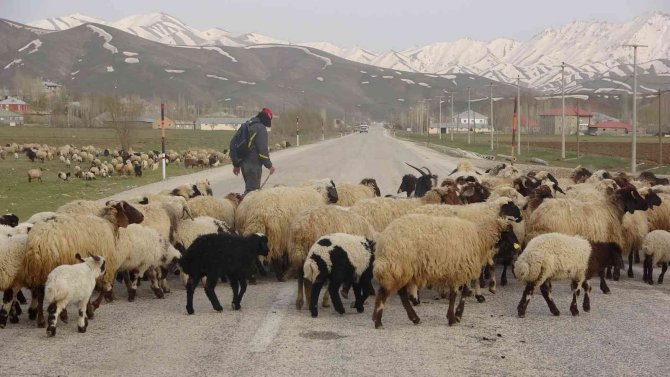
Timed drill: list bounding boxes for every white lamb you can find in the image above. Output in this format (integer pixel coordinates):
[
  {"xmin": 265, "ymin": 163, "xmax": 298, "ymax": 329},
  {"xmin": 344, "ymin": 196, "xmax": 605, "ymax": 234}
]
[
  {"xmin": 641, "ymin": 230, "xmax": 670, "ymax": 285},
  {"xmin": 45, "ymin": 254, "xmax": 106, "ymax": 337},
  {"xmin": 514, "ymin": 233, "xmax": 624, "ymax": 318}
]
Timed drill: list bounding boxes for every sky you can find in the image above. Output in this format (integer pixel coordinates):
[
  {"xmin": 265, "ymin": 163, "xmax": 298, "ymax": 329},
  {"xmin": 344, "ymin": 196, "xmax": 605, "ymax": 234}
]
[{"xmin": 1, "ymin": 0, "xmax": 668, "ymax": 51}]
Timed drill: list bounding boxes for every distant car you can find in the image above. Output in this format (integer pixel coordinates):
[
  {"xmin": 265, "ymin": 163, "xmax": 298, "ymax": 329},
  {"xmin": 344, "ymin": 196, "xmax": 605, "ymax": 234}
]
[{"xmin": 359, "ymin": 125, "xmax": 369, "ymax": 133}]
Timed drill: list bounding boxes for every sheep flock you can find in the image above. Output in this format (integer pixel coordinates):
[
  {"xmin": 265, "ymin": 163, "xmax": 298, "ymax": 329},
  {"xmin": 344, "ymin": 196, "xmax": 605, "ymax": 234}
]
[{"xmin": 2, "ymin": 158, "xmax": 670, "ymax": 338}]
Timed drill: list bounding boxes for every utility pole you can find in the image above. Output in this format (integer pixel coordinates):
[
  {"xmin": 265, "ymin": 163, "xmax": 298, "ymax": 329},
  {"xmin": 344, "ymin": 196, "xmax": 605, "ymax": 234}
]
[
  {"xmin": 467, "ymin": 87, "xmax": 471, "ymax": 144},
  {"xmin": 660, "ymin": 89, "xmax": 665, "ymax": 166},
  {"xmin": 296, "ymin": 115, "xmax": 300, "ymax": 146},
  {"xmin": 486, "ymin": 83, "xmax": 496, "ymax": 151},
  {"xmin": 576, "ymin": 99, "xmax": 580, "ymax": 159},
  {"xmin": 422, "ymin": 98, "xmax": 432, "ymax": 145},
  {"xmin": 624, "ymin": 44, "xmax": 647, "ymax": 174},
  {"xmin": 436, "ymin": 95, "xmax": 444, "ymax": 140},
  {"xmin": 560, "ymin": 62, "xmax": 567, "ymax": 159},
  {"xmin": 516, "ymin": 76, "xmax": 521, "ymax": 155},
  {"xmin": 450, "ymin": 92, "xmax": 455, "ymax": 141},
  {"xmin": 160, "ymin": 103, "xmax": 166, "ymax": 181}
]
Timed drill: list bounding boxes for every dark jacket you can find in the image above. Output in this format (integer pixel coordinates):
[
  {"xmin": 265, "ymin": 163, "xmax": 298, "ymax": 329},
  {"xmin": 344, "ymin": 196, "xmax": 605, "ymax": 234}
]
[{"xmin": 231, "ymin": 117, "xmax": 272, "ymax": 169}]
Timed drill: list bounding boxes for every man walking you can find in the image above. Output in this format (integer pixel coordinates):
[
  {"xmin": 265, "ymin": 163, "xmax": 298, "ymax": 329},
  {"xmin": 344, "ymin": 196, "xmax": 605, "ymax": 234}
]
[{"xmin": 230, "ymin": 108, "xmax": 276, "ymax": 194}]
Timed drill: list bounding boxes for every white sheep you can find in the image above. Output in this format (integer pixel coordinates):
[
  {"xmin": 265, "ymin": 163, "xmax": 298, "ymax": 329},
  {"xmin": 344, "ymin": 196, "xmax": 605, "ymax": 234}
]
[
  {"xmin": 0, "ymin": 234, "xmax": 28, "ymax": 328},
  {"xmin": 335, "ymin": 178, "xmax": 381, "ymax": 206},
  {"xmin": 372, "ymin": 213, "xmax": 515, "ymax": 328},
  {"xmin": 640, "ymin": 230, "xmax": 670, "ymax": 285},
  {"xmin": 514, "ymin": 233, "xmax": 624, "ymax": 318},
  {"xmin": 187, "ymin": 193, "xmax": 242, "ymax": 228},
  {"xmin": 45, "ymin": 254, "xmax": 106, "ymax": 336},
  {"xmin": 303, "ymin": 233, "xmax": 375, "ymax": 317},
  {"xmin": 348, "ymin": 193, "xmax": 447, "ymax": 232}
]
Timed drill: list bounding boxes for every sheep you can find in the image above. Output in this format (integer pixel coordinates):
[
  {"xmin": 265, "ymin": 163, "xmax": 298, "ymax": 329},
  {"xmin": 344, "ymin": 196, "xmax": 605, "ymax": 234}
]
[
  {"xmin": 527, "ymin": 186, "xmax": 659, "ymax": 292},
  {"xmin": 25, "ymin": 212, "xmax": 56, "ymax": 224},
  {"xmin": 133, "ymin": 162, "xmax": 142, "ymax": 177},
  {"xmin": 234, "ymin": 182, "xmax": 338, "ymax": 279},
  {"xmin": 179, "ymin": 233, "xmax": 269, "ymax": 314},
  {"xmin": 23, "ymin": 148, "xmax": 36, "ymax": 162},
  {"xmin": 336, "ymin": 178, "xmax": 381, "ymax": 206},
  {"xmin": 397, "ymin": 174, "xmax": 417, "ymax": 197},
  {"xmin": 372, "ymin": 213, "xmax": 516, "ymax": 328},
  {"xmin": 514, "ymin": 233, "xmax": 624, "ymax": 318},
  {"xmin": 89, "ymin": 166, "xmax": 100, "ymax": 176},
  {"xmin": 638, "ymin": 171, "xmax": 669, "ymax": 186},
  {"xmin": 116, "ymin": 224, "xmax": 181, "ymax": 301},
  {"xmin": 0, "ymin": 214, "xmax": 19, "ymax": 227},
  {"xmin": 27, "ymin": 168, "xmax": 43, "ymax": 182},
  {"xmin": 57, "ymin": 171, "xmax": 71, "ymax": 181},
  {"xmin": 57, "ymin": 200, "xmax": 105, "ymax": 216},
  {"xmin": 286, "ymin": 205, "xmax": 376, "ymax": 309},
  {"xmin": 410, "ymin": 197, "xmax": 523, "ymax": 300},
  {"xmin": 21, "ymin": 201, "xmax": 144, "ymax": 327},
  {"xmin": 0, "ymin": 234, "xmax": 28, "ymax": 328},
  {"xmin": 83, "ymin": 172, "xmax": 96, "ymax": 180},
  {"xmin": 187, "ymin": 193, "xmax": 241, "ymax": 228},
  {"xmin": 349, "ymin": 192, "xmax": 449, "ymax": 232},
  {"xmin": 303, "ymin": 234, "xmax": 375, "ymax": 317},
  {"xmin": 44, "ymin": 254, "xmax": 106, "ymax": 336},
  {"xmin": 448, "ymin": 159, "xmax": 482, "ymax": 182},
  {"xmin": 640, "ymin": 230, "xmax": 670, "ymax": 285}
]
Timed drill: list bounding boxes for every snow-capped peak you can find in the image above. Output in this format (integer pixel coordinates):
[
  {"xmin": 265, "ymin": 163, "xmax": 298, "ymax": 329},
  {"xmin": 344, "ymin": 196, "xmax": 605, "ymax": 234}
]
[{"xmin": 28, "ymin": 13, "xmax": 105, "ymax": 30}]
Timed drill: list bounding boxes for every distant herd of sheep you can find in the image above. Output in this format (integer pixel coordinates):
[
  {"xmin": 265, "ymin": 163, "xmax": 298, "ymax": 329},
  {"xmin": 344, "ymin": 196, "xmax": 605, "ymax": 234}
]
[
  {"xmin": 2, "ymin": 156, "xmax": 670, "ymax": 337},
  {"xmin": 0, "ymin": 142, "xmax": 245, "ymax": 182}
]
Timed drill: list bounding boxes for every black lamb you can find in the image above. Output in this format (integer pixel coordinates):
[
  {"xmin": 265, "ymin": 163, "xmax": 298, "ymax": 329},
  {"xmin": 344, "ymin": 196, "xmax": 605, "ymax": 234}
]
[{"xmin": 179, "ymin": 232, "xmax": 269, "ymax": 314}]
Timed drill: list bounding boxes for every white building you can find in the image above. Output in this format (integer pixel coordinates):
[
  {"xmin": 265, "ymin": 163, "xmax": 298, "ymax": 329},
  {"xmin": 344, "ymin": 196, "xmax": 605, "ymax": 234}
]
[{"xmin": 429, "ymin": 110, "xmax": 490, "ymax": 134}]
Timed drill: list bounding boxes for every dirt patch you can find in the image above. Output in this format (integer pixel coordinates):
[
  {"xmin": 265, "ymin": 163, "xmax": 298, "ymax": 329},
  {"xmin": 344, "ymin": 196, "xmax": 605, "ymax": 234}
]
[{"xmin": 299, "ymin": 330, "xmax": 346, "ymax": 340}]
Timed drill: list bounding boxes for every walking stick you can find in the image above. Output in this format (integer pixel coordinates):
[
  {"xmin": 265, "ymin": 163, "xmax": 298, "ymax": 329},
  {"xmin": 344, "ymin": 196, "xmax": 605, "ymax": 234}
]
[{"xmin": 259, "ymin": 171, "xmax": 272, "ymax": 190}]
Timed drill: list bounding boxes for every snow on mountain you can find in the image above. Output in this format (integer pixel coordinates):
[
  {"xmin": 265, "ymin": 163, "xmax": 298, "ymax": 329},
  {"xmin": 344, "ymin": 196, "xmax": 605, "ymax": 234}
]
[
  {"xmin": 110, "ymin": 12, "xmax": 207, "ymax": 46},
  {"xmin": 235, "ymin": 32, "xmax": 287, "ymax": 45},
  {"xmin": 299, "ymin": 42, "xmax": 377, "ymax": 64},
  {"xmin": 28, "ymin": 13, "xmax": 105, "ymax": 30}
]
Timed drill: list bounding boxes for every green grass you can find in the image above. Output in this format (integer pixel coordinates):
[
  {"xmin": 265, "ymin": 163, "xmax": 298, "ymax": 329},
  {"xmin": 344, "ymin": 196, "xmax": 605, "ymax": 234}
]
[{"xmin": 395, "ymin": 131, "xmax": 632, "ymax": 171}]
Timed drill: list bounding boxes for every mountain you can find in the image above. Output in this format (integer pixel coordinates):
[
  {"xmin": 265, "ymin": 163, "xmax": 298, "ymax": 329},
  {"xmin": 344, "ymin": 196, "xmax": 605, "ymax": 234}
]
[
  {"xmin": 23, "ymin": 11, "xmax": 670, "ymax": 92},
  {"xmin": 28, "ymin": 13, "xmax": 105, "ymax": 30},
  {"xmin": 0, "ymin": 19, "xmax": 519, "ymax": 119}
]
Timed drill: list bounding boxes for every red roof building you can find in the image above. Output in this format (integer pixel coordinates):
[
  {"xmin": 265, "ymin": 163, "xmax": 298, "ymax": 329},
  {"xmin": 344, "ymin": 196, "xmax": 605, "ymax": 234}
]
[
  {"xmin": 588, "ymin": 121, "xmax": 632, "ymax": 136},
  {"xmin": 0, "ymin": 97, "xmax": 30, "ymax": 113}
]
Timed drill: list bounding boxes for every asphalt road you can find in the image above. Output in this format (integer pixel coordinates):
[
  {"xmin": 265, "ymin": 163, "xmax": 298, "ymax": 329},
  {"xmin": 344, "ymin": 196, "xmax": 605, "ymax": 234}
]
[{"xmin": 4, "ymin": 126, "xmax": 670, "ymax": 376}]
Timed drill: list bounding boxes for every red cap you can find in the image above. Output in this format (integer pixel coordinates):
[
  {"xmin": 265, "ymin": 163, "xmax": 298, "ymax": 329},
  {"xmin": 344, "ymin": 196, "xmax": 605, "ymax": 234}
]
[{"xmin": 261, "ymin": 107, "xmax": 273, "ymax": 127}]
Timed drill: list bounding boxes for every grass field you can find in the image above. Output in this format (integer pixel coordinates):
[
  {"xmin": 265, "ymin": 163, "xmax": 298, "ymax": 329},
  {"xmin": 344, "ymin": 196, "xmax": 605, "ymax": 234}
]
[
  {"xmin": 396, "ymin": 130, "xmax": 670, "ymax": 174},
  {"xmin": 0, "ymin": 126, "xmax": 235, "ymax": 219}
]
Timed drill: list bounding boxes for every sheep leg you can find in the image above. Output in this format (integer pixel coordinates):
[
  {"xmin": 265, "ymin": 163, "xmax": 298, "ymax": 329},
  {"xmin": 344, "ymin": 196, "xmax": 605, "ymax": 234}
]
[
  {"xmin": 351, "ymin": 283, "xmax": 365, "ymax": 313},
  {"xmin": 185, "ymin": 273, "xmax": 201, "ymax": 315},
  {"xmin": 328, "ymin": 280, "xmax": 346, "ymax": 315},
  {"xmin": 517, "ymin": 283, "xmax": 534, "ymax": 318},
  {"xmin": 540, "ymin": 282, "xmax": 560, "ymax": 316},
  {"xmin": 372, "ymin": 287, "xmax": 390, "ymax": 329},
  {"xmin": 0, "ymin": 288, "xmax": 16, "ymax": 328},
  {"xmin": 569, "ymin": 280, "xmax": 581, "ymax": 316},
  {"xmin": 398, "ymin": 286, "xmax": 420, "ymax": 325},
  {"xmin": 605, "ymin": 266, "xmax": 613, "ymax": 280},
  {"xmin": 296, "ymin": 274, "xmax": 305, "ymax": 310},
  {"xmin": 204, "ymin": 274, "xmax": 223, "ymax": 312},
  {"xmin": 461, "ymin": 284, "xmax": 472, "ymax": 297},
  {"xmin": 340, "ymin": 282, "xmax": 351, "ymax": 299},
  {"xmin": 501, "ymin": 264, "xmax": 508, "ymax": 286},
  {"xmin": 10, "ymin": 300, "xmax": 21, "ymax": 323},
  {"xmin": 59, "ymin": 308, "xmax": 68, "ymax": 324},
  {"xmin": 28, "ymin": 288, "xmax": 38, "ymax": 320},
  {"xmin": 127, "ymin": 271, "xmax": 138, "ymax": 302},
  {"xmin": 159, "ymin": 267, "xmax": 171, "ymax": 293},
  {"xmin": 582, "ymin": 281, "xmax": 591, "ymax": 312},
  {"xmin": 235, "ymin": 278, "xmax": 247, "ymax": 309},
  {"xmin": 36, "ymin": 286, "xmax": 46, "ymax": 328},
  {"xmin": 658, "ymin": 263, "xmax": 668, "ymax": 284},
  {"xmin": 255, "ymin": 258, "xmax": 267, "ymax": 277},
  {"xmin": 16, "ymin": 289, "xmax": 27, "ymax": 305},
  {"xmin": 355, "ymin": 273, "xmax": 375, "ymax": 311},
  {"xmin": 488, "ymin": 263, "xmax": 497, "ymax": 294},
  {"xmin": 303, "ymin": 279, "xmax": 313, "ymax": 311},
  {"xmin": 272, "ymin": 259, "xmax": 286, "ymax": 282},
  {"xmin": 627, "ymin": 252, "xmax": 635, "ymax": 278},
  {"xmin": 455, "ymin": 287, "xmax": 467, "ymax": 322},
  {"xmin": 473, "ymin": 278, "xmax": 485, "ymax": 303},
  {"xmin": 147, "ymin": 268, "xmax": 164, "ymax": 299},
  {"xmin": 309, "ymin": 279, "xmax": 325, "ymax": 318},
  {"xmin": 77, "ymin": 299, "xmax": 89, "ymax": 333},
  {"xmin": 645, "ymin": 256, "xmax": 654, "ymax": 285},
  {"xmin": 322, "ymin": 290, "xmax": 331, "ymax": 308},
  {"xmin": 46, "ymin": 301, "xmax": 62, "ymax": 337},
  {"xmin": 446, "ymin": 286, "xmax": 458, "ymax": 326},
  {"xmin": 408, "ymin": 284, "xmax": 420, "ymax": 306},
  {"xmin": 598, "ymin": 271, "xmax": 611, "ymax": 293},
  {"xmin": 612, "ymin": 264, "xmax": 620, "ymax": 281}
]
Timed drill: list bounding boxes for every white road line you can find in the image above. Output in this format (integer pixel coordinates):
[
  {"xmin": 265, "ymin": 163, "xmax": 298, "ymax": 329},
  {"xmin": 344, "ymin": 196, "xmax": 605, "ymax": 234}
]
[{"xmin": 249, "ymin": 284, "xmax": 294, "ymax": 353}]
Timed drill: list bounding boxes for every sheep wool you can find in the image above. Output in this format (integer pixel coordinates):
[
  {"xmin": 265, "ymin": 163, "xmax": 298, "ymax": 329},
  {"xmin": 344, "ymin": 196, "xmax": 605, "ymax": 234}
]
[
  {"xmin": 641, "ymin": 230, "xmax": 670, "ymax": 284},
  {"xmin": 372, "ymin": 214, "xmax": 509, "ymax": 328},
  {"xmin": 187, "ymin": 195, "xmax": 237, "ymax": 228},
  {"xmin": 349, "ymin": 197, "xmax": 430, "ymax": 232},
  {"xmin": 0, "ymin": 234, "xmax": 28, "ymax": 327},
  {"xmin": 335, "ymin": 179, "xmax": 381, "ymax": 206}
]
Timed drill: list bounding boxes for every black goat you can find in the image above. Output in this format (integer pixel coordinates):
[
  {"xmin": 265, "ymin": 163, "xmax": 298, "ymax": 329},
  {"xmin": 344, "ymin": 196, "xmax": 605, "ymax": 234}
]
[
  {"xmin": 23, "ymin": 148, "xmax": 36, "ymax": 162},
  {"xmin": 405, "ymin": 162, "xmax": 437, "ymax": 197},
  {"xmin": 180, "ymin": 233, "xmax": 269, "ymax": 314},
  {"xmin": 397, "ymin": 174, "xmax": 417, "ymax": 197}
]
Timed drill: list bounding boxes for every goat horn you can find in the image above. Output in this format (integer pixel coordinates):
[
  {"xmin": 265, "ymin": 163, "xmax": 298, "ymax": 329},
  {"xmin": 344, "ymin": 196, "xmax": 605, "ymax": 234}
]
[
  {"xmin": 420, "ymin": 166, "xmax": 433, "ymax": 177},
  {"xmin": 405, "ymin": 162, "xmax": 428, "ymax": 176}
]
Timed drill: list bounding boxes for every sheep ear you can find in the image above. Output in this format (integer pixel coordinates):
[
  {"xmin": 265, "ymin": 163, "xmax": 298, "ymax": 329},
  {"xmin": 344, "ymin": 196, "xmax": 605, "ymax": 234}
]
[
  {"xmin": 75, "ymin": 253, "xmax": 84, "ymax": 263},
  {"xmin": 121, "ymin": 201, "xmax": 144, "ymax": 225}
]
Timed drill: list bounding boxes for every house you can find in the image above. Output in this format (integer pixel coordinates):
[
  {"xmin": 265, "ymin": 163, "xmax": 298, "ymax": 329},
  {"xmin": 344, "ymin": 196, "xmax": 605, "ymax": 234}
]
[
  {"xmin": 196, "ymin": 117, "xmax": 248, "ymax": 131},
  {"xmin": 539, "ymin": 106, "xmax": 592, "ymax": 135},
  {"xmin": 453, "ymin": 110, "xmax": 490, "ymax": 133},
  {"xmin": 428, "ymin": 122, "xmax": 459, "ymax": 134},
  {"xmin": 152, "ymin": 117, "xmax": 196, "ymax": 130},
  {"xmin": 0, "ymin": 109, "xmax": 24, "ymax": 125},
  {"xmin": 42, "ymin": 81, "xmax": 62, "ymax": 94},
  {"xmin": 588, "ymin": 121, "xmax": 632, "ymax": 136},
  {"xmin": 0, "ymin": 96, "xmax": 30, "ymax": 113}
]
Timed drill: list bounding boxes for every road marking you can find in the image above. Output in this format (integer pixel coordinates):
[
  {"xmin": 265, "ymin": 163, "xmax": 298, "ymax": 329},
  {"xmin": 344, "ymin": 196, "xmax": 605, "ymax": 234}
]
[{"xmin": 249, "ymin": 284, "xmax": 294, "ymax": 353}]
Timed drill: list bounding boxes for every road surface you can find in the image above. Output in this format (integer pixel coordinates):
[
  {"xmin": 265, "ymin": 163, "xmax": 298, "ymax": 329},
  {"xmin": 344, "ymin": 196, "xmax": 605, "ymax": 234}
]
[{"xmin": 4, "ymin": 126, "xmax": 670, "ymax": 376}]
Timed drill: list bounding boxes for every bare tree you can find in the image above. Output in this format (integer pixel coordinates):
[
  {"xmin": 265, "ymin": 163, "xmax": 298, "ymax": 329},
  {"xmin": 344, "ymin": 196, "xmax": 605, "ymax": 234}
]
[{"xmin": 102, "ymin": 95, "xmax": 144, "ymax": 151}]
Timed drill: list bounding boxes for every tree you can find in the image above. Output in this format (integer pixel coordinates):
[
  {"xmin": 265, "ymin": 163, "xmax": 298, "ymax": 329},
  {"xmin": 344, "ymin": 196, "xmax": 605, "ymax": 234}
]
[{"xmin": 102, "ymin": 95, "xmax": 144, "ymax": 151}]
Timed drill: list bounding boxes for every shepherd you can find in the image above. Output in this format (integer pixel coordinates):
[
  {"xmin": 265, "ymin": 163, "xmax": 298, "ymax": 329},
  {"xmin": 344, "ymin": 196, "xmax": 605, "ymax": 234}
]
[{"xmin": 230, "ymin": 108, "xmax": 276, "ymax": 194}]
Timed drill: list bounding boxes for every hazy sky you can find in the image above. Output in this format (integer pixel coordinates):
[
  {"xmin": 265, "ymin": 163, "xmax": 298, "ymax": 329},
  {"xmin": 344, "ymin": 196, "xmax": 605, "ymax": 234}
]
[{"xmin": 1, "ymin": 0, "xmax": 667, "ymax": 51}]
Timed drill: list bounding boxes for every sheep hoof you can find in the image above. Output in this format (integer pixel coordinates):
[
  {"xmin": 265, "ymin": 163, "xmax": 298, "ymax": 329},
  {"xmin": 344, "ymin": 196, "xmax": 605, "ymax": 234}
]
[
  {"xmin": 28, "ymin": 308, "xmax": 37, "ymax": 320},
  {"xmin": 186, "ymin": 307, "xmax": 194, "ymax": 315},
  {"xmin": 9, "ymin": 314, "xmax": 19, "ymax": 324},
  {"xmin": 374, "ymin": 321, "xmax": 383, "ymax": 329},
  {"xmin": 296, "ymin": 299, "xmax": 304, "ymax": 310},
  {"xmin": 77, "ymin": 325, "xmax": 86, "ymax": 333},
  {"xmin": 658, "ymin": 278, "xmax": 664, "ymax": 284},
  {"xmin": 213, "ymin": 305, "xmax": 223, "ymax": 312},
  {"xmin": 37, "ymin": 318, "xmax": 46, "ymax": 328},
  {"xmin": 104, "ymin": 291, "xmax": 114, "ymax": 303},
  {"xmin": 152, "ymin": 287, "xmax": 164, "ymax": 299},
  {"xmin": 46, "ymin": 326, "xmax": 56, "ymax": 337},
  {"xmin": 500, "ymin": 278, "xmax": 508, "ymax": 286},
  {"xmin": 411, "ymin": 317, "xmax": 420, "ymax": 325},
  {"xmin": 475, "ymin": 295, "xmax": 486, "ymax": 303},
  {"xmin": 356, "ymin": 306, "xmax": 364, "ymax": 313},
  {"xmin": 489, "ymin": 287, "xmax": 497, "ymax": 294},
  {"xmin": 232, "ymin": 303, "xmax": 241, "ymax": 311},
  {"xmin": 86, "ymin": 304, "xmax": 95, "ymax": 319},
  {"xmin": 646, "ymin": 280, "xmax": 654, "ymax": 286},
  {"xmin": 627, "ymin": 271, "xmax": 634, "ymax": 278},
  {"xmin": 517, "ymin": 313, "xmax": 525, "ymax": 318},
  {"xmin": 570, "ymin": 306, "xmax": 579, "ymax": 316},
  {"xmin": 551, "ymin": 309, "xmax": 560, "ymax": 316},
  {"xmin": 310, "ymin": 308, "xmax": 318, "ymax": 318},
  {"xmin": 128, "ymin": 289, "xmax": 136, "ymax": 302},
  {"xmin": 583, "ymin": 303, "xmax": 590, "ymax": 312}
]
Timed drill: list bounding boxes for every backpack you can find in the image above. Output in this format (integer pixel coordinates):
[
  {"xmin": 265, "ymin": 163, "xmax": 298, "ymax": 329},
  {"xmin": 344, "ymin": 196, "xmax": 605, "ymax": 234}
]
[{"xmin": 229, "ymin": 121, "xmax": 253, "ymax": 165}]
